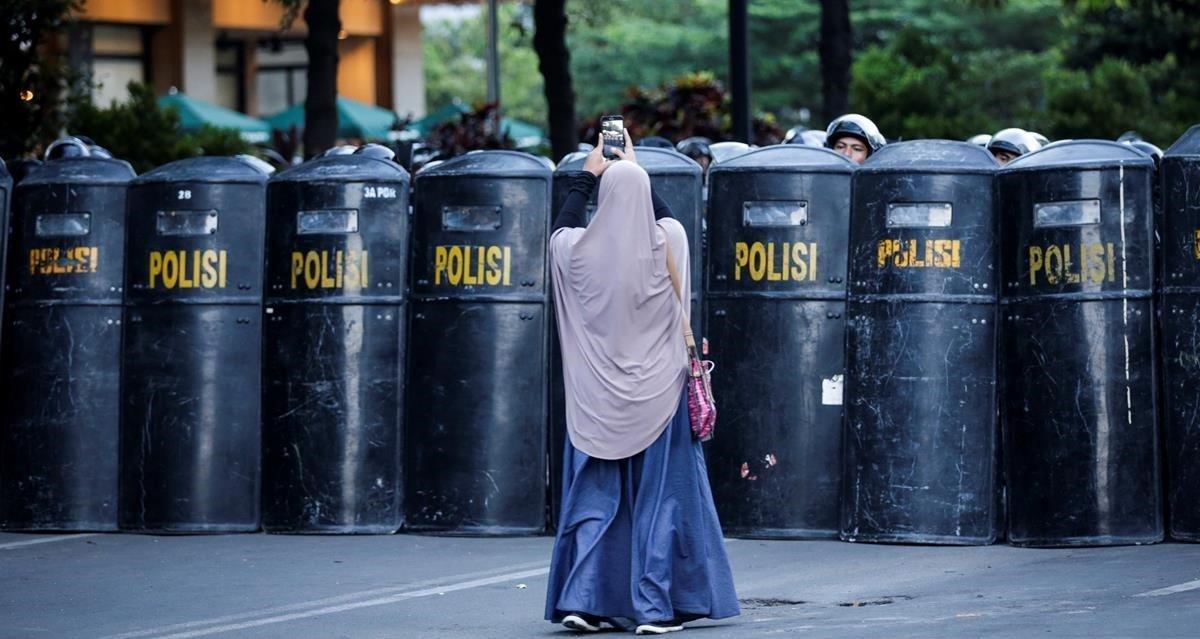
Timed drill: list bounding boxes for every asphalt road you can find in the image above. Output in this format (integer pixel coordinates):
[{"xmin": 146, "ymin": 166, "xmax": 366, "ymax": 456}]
[{"xmin": 2, "ymin": 531, "xmax": 1199, "ymax": 638}]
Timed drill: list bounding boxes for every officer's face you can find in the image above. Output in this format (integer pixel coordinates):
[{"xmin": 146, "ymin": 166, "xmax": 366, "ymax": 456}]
[
  {"xmin": 832, "ymin": 137, "xmax": 869, "ymax": 164},
  {"xmin": 992, "ymin": 149, "xmax": 1018, "ymax": 165}
]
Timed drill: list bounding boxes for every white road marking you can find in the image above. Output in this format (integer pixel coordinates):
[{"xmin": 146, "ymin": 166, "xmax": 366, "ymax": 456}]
[
  {"xmin": 1132, "ymin": 579, "xmax": 1200, "ymax": 598},
  {"xmin": 104, "ymin": 562, "xmax": 549, "ymax": 639},
  {"xmin": 0, "ymin": 533, "xmax": 98, "ymax": 550}
]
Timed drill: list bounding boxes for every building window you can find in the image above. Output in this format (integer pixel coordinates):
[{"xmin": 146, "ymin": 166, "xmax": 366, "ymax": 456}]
[
  {"xmin": 256, "ymin": 40, "xmax": 307, "ymax": 117},
  {"xmin": 89, "ymin": 24, "xmax": 149, "ymax": 106},
  {"xmin": 216, "ymin": 43, "xmax": 245, "ymax": 112}
]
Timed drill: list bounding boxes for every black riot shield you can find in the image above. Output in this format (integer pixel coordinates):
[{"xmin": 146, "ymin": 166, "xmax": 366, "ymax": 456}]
[
  {"xmin": 547, "ymin": 148, "xmax": 704, "ymax": 530},
  {"xmin": 999, "ymin": 140, "xmax": 1161, "ymax": 547},
  {"xmin": 0, "ymin": 159, "xmax": 9, "ymax": 341},
  {"xmin": 702, "ymin": 145, "xmax": 854, "ymax": 538},
  {"xmin": 843, "ymin": 140, "xmax": 1000, "ymax": 545},
  {"xmin": 120, "ymin": 157, "xmax": 268, "ymax": 533},
  {"xmin": 1, "ymin": 157, "xmax": 134, "ymax": 531},
  {"xmin": 1160, "ymin": 126, "xmax": 1200, "ymax": 541},
  {"xmin": 405, "ymin": 151, "xmax": 551, "ymax": 535},
  {"xmin": 261, "ymin": 154, "xmax": 409, "ymax": 534}
]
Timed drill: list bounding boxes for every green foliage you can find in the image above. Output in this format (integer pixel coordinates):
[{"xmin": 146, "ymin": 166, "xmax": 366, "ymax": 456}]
[
  {"xmin": 850, "ymin": 0, "xmax": 1199, "ymax": 146},
  {"xmin": 422, "ymin": 0, "xmax": 1199, "ymax": 147},
  {"xmin": 69, "ymin": 82, "xmax": 250, "ymax": 173},
  {"xmin": 423, "ymin": 3, "xmax": 546, "ymax": 126},
  {"xmin": 852, "ymin": 27, "xmax": 1058, "ymax": 140},
  {"xmin": 566, "ymin": 0, "xmax": 727, "ymax": 119},
  {"xmin": 0, "ymin": 0, "xmax": 83, "ymax": 158},
  {"xmin": 1042, "ymin": 55, "xmax": 1195, "ymax": 144},
  {"xmin": 426, "ymin": 102, "xmax": 516, "ymax": 157},
  {"xmin": 586, "ymin": 72, "xmax": 783, "ymax": 145}
]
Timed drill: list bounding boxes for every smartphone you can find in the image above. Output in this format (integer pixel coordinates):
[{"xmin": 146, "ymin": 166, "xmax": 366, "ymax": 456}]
[{"xmin": 600, "ymin": 115, "xmax": 625, "ymax": 159}]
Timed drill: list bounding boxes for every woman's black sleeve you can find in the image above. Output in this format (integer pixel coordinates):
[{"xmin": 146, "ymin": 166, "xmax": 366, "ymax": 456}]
[
  {"xmin": 551, "ymin": 172, "xmax": 596, "ymax": 233},
  {"xmin": 651, "ymin": 188, "xmax": 674, "ymax": 220},
  {"xmin": 550, "ymin": 171, "xmax": 673, "ymax": 233}
]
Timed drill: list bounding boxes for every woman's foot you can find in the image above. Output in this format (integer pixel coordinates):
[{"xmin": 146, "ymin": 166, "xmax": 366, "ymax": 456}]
[
  {"xmin": 562, "ymin": 613, "xmax": 604, "ymax": 632},
  {"xmin": 634, "ymin": 620, "xmax": 684, "ymax": 634}
]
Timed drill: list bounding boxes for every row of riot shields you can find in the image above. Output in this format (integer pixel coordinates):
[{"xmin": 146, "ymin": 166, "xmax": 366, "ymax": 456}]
[
  {"xmin": 1, "ymin": 128, "xmax": 1199, "ymax": 545},
  {"xmin": 706, "ymin": 136, "xmax": 1184, "ymax": 548},
  {"xmin": 0, "ymin": 148, "xmax": 697, "ymax": 536}
]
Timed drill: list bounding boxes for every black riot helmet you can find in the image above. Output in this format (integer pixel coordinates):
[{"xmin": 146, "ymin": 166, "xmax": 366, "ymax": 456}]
[
  {"xmin": 967, "ymin": 134, "xmax": 992, "ymax": 147},
  {"xmin": 69, "ymin": 134, "xmax": 113, "ymax": 158},
  {"xmin": 355, "ymin": 143, "xmax": 397, "ymax": 161},
  {"xmin": 988, "ymin": 128, "xmax": 1043, "ymax": 158},
  {"xmin": 410, "ymin": 144, "xmax": 444, "ymax": 173},
  {"xmin": 709, "ymin": 141, "xmax": 752, "ymax": 164},
  {"xmin": 824, "ymin": 114, "xmax": 886, "ymax": 154},
  {"xmin": 637, "ymin": 136, "xmax": 674, "ymax": 149},
  {"xmin": 235, "ymin": 154, "xmax": 276, "ymax": 175},
  {"xmin": 799, "ymin": 130, "xmax": 827, "ymax": 146},
  {"xmin": 785, "ymin": 126, "xmax": 828, "ymax": 147},
  {"xmin": 676, "ymin": 136, "xmax": 713, "ymax": 161},
  {"xmin": 1123, "ymin": 139, "xmax": 1164, "ymax": 168},
  {"xmin": 44, "ymin": 136, "xmax": 91, "ymax": 161},
  {"xmin": 783, "ymin": 126, "xmax": 808, "ymax": 144},
  {"xmin": 322, "ymin": 145, "xmax": 359, "ymax": 157},
  {"xmin": 560, "ymin": 150, "xmax": 589, "ymax": 166}
]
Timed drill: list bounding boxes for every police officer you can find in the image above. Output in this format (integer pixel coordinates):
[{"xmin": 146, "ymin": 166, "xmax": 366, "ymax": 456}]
[
  {"xmin": 676, "ymin": 136, "xmax": 714, "ymax": 173},
  {"xmin": 987, "ymin": 128, "xmax": 1043, "ymax": 165},
  {"xmin": 825, "ymin": 114, "xmax": 886, "ymax": 164}
]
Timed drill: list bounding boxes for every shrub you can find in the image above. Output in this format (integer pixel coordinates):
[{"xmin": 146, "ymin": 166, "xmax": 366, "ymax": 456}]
[{"xmin": 68, "ymin": 82, "xmax": 250, "ymax": 173}]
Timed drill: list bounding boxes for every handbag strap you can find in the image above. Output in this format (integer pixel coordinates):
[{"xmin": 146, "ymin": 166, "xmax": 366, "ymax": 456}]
[{"xmin": 663, "ymin": 242, "xmax": 698, "ymax": 353}]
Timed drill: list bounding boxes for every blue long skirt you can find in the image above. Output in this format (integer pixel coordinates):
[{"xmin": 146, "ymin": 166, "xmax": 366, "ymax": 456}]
[{"xmin": 545, "ymin": 390, "xmax": 740, "ymax": 626}]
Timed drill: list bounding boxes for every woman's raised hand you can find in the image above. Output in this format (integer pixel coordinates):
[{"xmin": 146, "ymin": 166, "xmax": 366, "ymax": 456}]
[{"xmin": 583, "ymin": 133, "xmax": 612, "ymax": 177}]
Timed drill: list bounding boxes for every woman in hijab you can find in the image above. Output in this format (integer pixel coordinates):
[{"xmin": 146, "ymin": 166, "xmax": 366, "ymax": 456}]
[{"xmin": 544, "ymin": 132, "xmax": 739, "ymax": 635}]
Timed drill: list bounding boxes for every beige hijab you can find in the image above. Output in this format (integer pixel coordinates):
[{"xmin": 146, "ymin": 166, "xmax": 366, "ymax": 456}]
[{"xmin": 549, "ymin": 160, "xmax": 690, "ymax": 460}]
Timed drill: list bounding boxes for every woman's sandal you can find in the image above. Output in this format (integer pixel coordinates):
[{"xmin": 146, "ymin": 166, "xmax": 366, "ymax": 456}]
[
  {"xmin": 634, "ymin": 620, "xmax": 684, "ymax": 634},
  {"xmin": 562, "ymin": 613, "xmax": 604, "ymax": 632}
]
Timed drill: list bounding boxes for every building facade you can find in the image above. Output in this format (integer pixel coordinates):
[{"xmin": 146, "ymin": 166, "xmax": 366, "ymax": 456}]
[{"xmin": 75, "ymin": 0, "xmax": 433, "ymax": 119}]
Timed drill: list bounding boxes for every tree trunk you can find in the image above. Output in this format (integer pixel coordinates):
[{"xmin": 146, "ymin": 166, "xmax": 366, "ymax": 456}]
[
  {"xmin": 303, "ymin": 0, "xmax": 340, "ymax": 158},
  {"xmin": 818, "ymin": 0, "xmax": 852, "ymax": 124},
  {"xmin": 728, "ymin": 0, "xmax": 751, "ymax": 143},
  {"xmin": 533, "ymin": 0, "xmax": 577, "ymax": 162}
]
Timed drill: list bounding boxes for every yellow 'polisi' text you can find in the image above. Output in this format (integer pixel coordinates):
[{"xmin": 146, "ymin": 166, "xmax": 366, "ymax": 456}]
[
  {"xmin": 28, "ymin": 246, "xmax": 99, "ymax": 275},
  {"xmin": 877, "ymin": 239, "xmax": 961, "ymax": 269},
  {"xmin": 148, "ymin": 250, "xmax": 227, "ymax": 289},
  {"xmin": 434, "ymin": 245, "xmax": 511, "ymax": 286},
  {"xmin": 290, "ymin": 250, "xmax": 369, "ymax": 290},
  {"xmin": 733, "ymin": 241, "xmax": 818, "ymax": 282},
  {"xmin": 1027, "ymin": 242, "xmax": 1116, "ymax": 285}
]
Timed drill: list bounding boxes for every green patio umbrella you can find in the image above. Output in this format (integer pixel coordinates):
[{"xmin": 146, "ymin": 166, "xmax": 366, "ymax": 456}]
[
  {"xmin": 409, "ymin": 102, "xmax": 470, "ymax": 137},
  {"xmin": 158, "ymin": 90, "xmax": 272, "ymax": 144},
  {"xmin": 500, "ymin": 118, "xmax": 545, "ymax": 146},
  {"xmin": 407, "ymin": 103, "xmax": 545, "ymax": 147},
  {"xmin": 266, "ymin": 96, "xmax": 399, "ymax": 141}
]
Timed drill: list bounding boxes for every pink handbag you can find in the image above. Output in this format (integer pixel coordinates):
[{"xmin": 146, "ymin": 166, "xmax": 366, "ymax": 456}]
[{"xmin": 665, "ymin": 243, "xmax": 717, "ymax": 442}]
